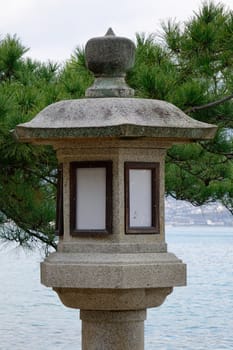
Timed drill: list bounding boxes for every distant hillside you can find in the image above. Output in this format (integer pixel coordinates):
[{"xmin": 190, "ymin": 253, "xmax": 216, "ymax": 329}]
[{"xmin": 165, "ymin": 197, "xmax": 233, "ymax": 226}]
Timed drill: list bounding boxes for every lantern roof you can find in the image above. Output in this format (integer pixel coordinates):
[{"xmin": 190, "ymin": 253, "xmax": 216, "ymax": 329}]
[
  {"xmin": 14, "ymin": 29, "xmax": 217, "ymax": 144},
  {"xmin": 15, "ymin": 98, "xmax": 216, "ymax": 142}
]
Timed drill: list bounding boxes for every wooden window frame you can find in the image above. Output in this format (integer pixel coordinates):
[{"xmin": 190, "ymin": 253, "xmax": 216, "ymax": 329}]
[
  {"xmin": 125, "ymin": 162, "xmax": 160, "ymax": 234},
  {"xmin": 55, "ymin": 164, "xmax": 64, "ymax": 236},
  {"xmin": 70, "ymin": 161, "xmax": 112, "ymax": 236}
]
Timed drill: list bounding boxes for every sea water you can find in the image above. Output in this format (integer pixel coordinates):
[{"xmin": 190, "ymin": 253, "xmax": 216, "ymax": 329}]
[{"xmin": 0, "ymin": 226, "xmax": 232, "ymax": 350}]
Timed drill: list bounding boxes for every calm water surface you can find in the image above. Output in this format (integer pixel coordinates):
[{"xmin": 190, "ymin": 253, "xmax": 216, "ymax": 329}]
[{"xmin": 0, "ymin": 226, "xmax": 232, "ymax": 350}]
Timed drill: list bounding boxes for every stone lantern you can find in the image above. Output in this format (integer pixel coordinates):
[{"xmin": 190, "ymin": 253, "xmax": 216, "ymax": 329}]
[{"xmin": 14, "ymin": 29, "xmax": 216, "ymax": 350}]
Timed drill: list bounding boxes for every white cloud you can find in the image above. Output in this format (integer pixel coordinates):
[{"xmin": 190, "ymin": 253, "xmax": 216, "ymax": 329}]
[{"xmin": 0, "ymin": 0, "xmax": 232, "ymax": 62}]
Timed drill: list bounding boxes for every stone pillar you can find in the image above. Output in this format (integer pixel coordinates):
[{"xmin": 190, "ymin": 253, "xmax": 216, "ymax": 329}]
[{"xmin": 80, "ymin": 309, "xmax": 146, "ymax": 350}]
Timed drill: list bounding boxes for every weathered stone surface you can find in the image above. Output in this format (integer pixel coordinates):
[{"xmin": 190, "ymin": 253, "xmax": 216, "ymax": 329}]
[
  {"xmin": 85, "ymin": 77, "xmax": 135, "ymax": 97},
  {"xmin": 41, "ymin": 251, "xmax": 186, "ymax": 289},
  {"xmin": 40, "ymin": 143, "xmax": 185, "ymax": 314},
  {"xmin": 14, "ymin": 98, "xmax": 217, "ymax": 142},
  {"xmin": 53, "ymin": 287, "xmax": 172, "ymax": 310},
  {"xmin": 85, "ymin": 28, "xmax": 135, "ymax": 97},
  {"xmin": 57, "ymin": 242, "xmax": 167, "ymax": 253},
  {"xmin": 56, "ymin": 146, "xmax": 166, "ymax": 243},
  {"xmin": 85, "ymin": 28, "xmax": 135, "ymax": 77},
  {"xmin": 81, "ymin": 310, "xmax": 145, "ymax": 350}
]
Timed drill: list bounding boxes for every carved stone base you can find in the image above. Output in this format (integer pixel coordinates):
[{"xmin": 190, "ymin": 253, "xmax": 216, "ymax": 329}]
[{"xmin": 53, "ymin": 287, "xmax": 173, "ymax": 310}]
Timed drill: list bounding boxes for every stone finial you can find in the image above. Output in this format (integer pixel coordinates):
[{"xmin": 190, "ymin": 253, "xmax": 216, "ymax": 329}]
[
  {"xmin": 85, "ymin": 29, "xmax": 135, "ymax": 97},
  {"xmin": 105, "ymin": 27, "xmax": 115, "ymax": 36}
]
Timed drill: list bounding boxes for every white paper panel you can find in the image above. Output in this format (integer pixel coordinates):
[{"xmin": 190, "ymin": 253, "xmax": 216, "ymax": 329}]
[
  {"xmin": 76, "ymin": 168, "xmax": 106, "ymax": 230},
  {"xmin": 129, "ymin": 169, "xmax": 152, "ymax": 227}
]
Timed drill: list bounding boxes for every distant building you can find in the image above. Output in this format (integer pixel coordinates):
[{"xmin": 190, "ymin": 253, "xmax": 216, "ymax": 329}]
[{"xmin": 165, "ymin": 197, "xmax": 233, "ymax": 226}]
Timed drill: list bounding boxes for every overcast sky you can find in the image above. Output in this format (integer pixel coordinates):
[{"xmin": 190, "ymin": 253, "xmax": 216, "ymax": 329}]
[{"xmin": 1, "ymin": 0, "xmax": 233, "ymax": 63}]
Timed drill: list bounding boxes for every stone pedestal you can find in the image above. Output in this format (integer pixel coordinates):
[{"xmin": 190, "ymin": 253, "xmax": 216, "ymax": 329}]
[{"xmin": 81, "ymin": 310, "xmax": 146, "ymax": 350}]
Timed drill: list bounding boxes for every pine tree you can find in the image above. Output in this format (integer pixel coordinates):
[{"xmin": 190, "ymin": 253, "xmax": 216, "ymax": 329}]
[
  {"xmin": 127, "ymin": 1, "xmax": 233, "ymax": 214},
  {"xmin": 0, "ymin": 37, "xmax": 93, "ymax": 252},
  {"xmin": 1, "ymin": 2, "xmax": 233, "ymax": 251}
]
